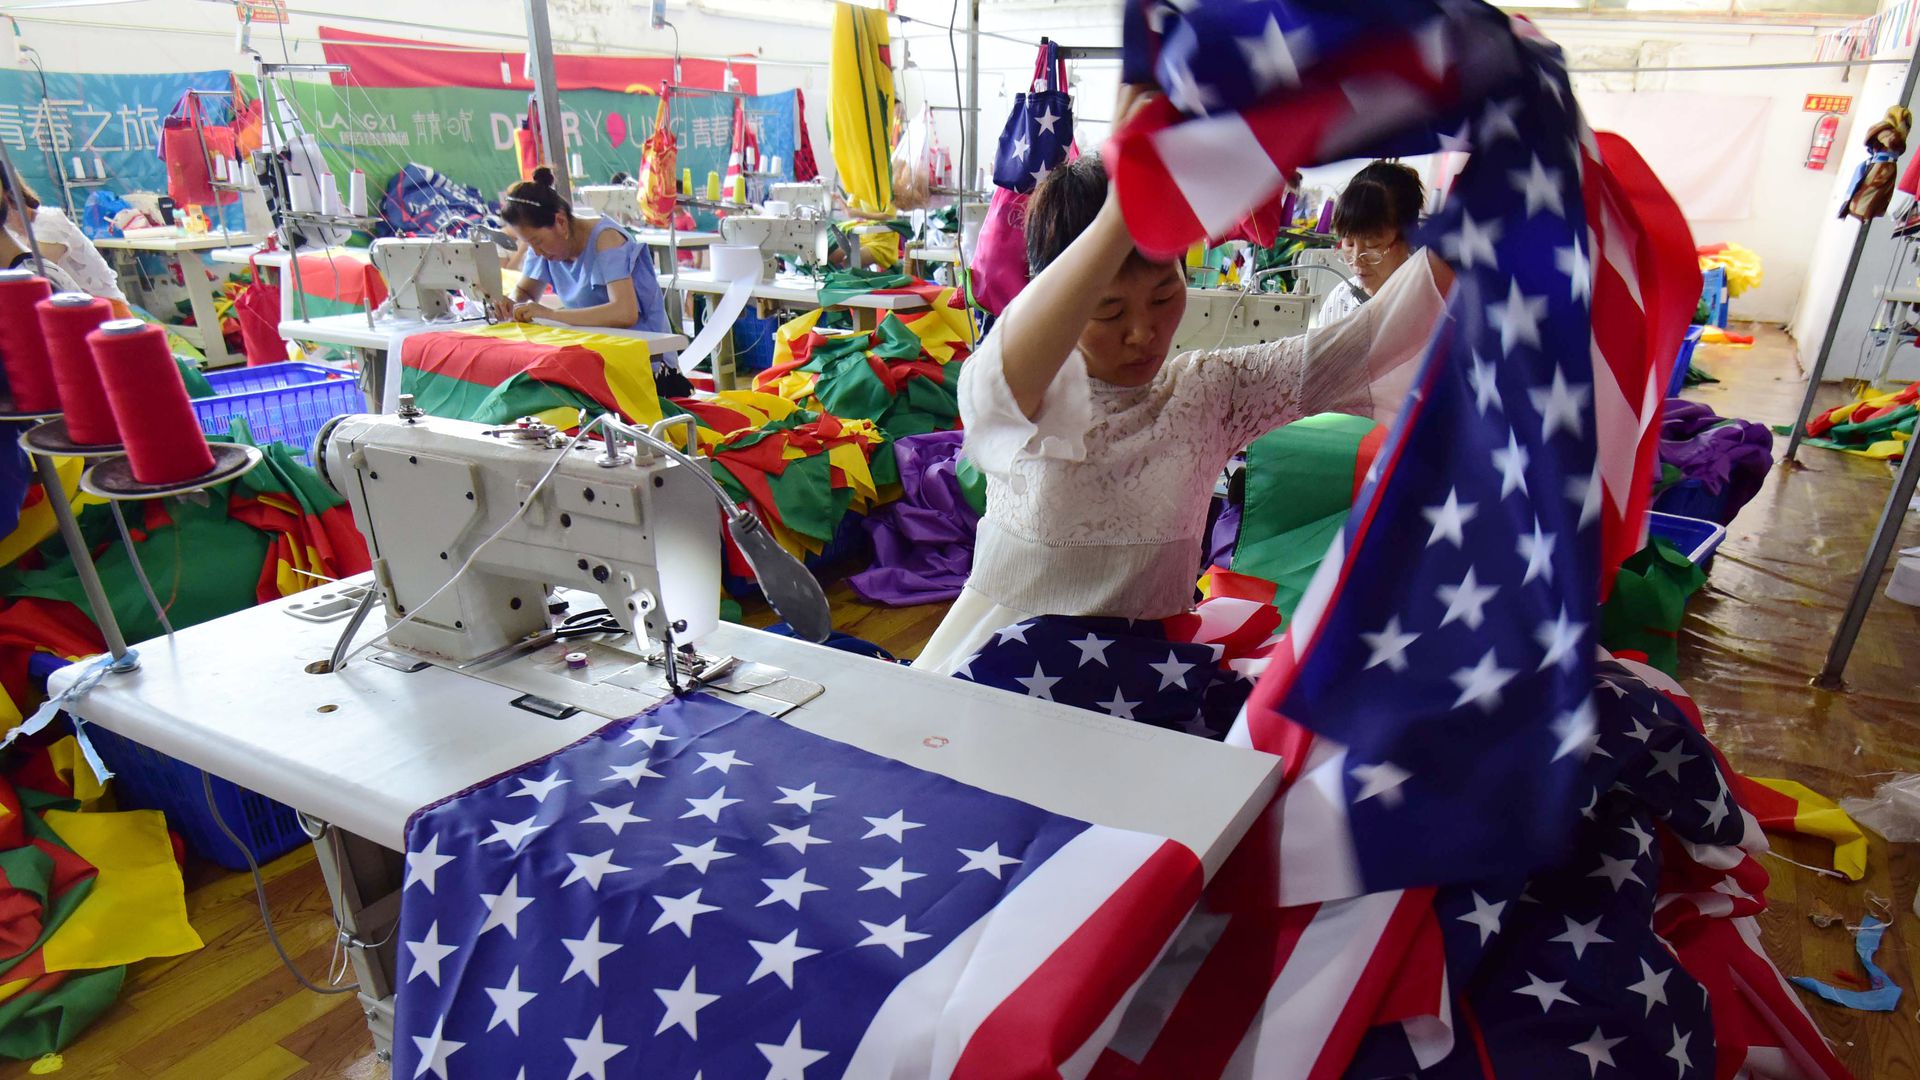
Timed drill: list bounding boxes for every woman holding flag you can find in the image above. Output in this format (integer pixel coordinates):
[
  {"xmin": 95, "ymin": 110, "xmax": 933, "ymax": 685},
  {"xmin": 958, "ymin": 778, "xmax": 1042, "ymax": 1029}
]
[{"xmin": 913, "ymin": 87, "xmax": 1455, "ymax": 674}]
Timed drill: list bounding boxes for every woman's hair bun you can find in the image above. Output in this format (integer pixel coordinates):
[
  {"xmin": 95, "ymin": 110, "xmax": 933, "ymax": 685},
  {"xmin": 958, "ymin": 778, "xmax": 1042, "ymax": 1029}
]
[{"xmin": 532, "ymin": 166, "xmax": 556, "ymax": 187}]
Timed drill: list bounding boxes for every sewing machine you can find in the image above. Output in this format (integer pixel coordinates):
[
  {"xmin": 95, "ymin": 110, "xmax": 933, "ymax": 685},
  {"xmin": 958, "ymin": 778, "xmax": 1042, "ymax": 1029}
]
[
  {"xmin": 718, "ymin": 212, "xmax": 833, "ymax": 279},
  {"xmin": 575, "ymin": 183, "xmax": 640, "ymax": 226},
  {"xmin": 769, "ymin": 181, "xmax": 830, "ymax": 217},
  {"xmin": 368, "ymin": 237, "xmax": 505, "ymax": 322},
  {"xmin": 1172, "ymin": 288, "xmax": 1314, "ymax": 352}
]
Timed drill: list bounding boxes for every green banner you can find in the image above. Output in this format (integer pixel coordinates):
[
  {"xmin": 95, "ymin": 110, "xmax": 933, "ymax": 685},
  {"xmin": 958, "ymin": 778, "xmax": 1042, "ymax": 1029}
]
[{"xmin": 253, "ymin": 78, "xmax": 795, "ymax": 211}]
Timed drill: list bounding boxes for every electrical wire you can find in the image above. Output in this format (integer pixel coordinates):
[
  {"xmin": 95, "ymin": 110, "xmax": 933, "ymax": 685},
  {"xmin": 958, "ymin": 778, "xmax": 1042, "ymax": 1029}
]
[{"xmin": 108, "ymin": 501, "xmax": 174, "ymax": 641}]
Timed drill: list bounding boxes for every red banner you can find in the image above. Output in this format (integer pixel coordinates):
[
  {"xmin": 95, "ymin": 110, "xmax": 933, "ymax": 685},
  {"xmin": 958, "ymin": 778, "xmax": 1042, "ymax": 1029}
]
[{"xmin": 318, "ymin": 26, "xmax": 756, "ymax": 94}]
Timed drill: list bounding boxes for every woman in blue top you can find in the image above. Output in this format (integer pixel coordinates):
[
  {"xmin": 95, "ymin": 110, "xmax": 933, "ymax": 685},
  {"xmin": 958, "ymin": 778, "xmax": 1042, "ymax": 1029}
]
[{"xmin": 496, "ymin": 167, "xmax": 670, "ymax": 335}]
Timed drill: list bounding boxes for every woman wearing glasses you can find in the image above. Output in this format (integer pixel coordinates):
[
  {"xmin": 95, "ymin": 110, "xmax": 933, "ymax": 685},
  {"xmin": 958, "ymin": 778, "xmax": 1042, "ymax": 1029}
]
[{"xmin": 1313, "ymin": 161, "xmax": 1427, "ymax": 329}]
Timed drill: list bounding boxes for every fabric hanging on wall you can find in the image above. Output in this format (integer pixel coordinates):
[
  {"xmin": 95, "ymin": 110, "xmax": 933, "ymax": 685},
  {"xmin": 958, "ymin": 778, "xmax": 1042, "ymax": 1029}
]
[
  {"xmin": 1577, "ymin": 92, "xmax": 1770, "ymax": 221},
  {"xmin": 317, "ymin": 26, "xmax": 755, "ymax": 94},
  {"xmin": 828, "ymin": 3, "xmax": 896, "ymax": 216}
]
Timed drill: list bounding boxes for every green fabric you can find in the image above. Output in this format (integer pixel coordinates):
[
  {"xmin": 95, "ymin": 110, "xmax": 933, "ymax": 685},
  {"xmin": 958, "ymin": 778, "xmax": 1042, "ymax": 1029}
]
[
  {"xmin": 816, "ymin": 268, "xmax": 914, "ymax": 308},
  {"xmin": 1232, "ymin": 413, "xmax": 1375, "ymax": 618},
  {"xmin": 399, "ymin": 366, "xmax": 607, "ymax": 428},
  {"xmin": 720, "ymin": 595, "xmax": 744, "ymax": 624},
  {"xmin": 175, "ymin": 358, "xmax": 213, "ymax": 398},
  {"xmin": 0, "ymin": 966, "xmax": 124, "ymax": 1061},
  {"xmin": 764, "ymin": 454, "xmax": 852, "ymax": 543},
  {"xmin": 1599, "ymin": 538, "xmax": 1707, "ymax": 677},
  {"xmin": 1683, "ymin": 363, "xmax": 1719, "ymax": 387},
  {"xmin": 796, "ymin": 316, "xmax": 963, "ymax": 442},
  {"xmin": 956, "ymin": 455, "xmax": 986, "ymax": 516},
  {"xmin": 225, "ymin": 426, "xmax": 349, "ymax": 515}
]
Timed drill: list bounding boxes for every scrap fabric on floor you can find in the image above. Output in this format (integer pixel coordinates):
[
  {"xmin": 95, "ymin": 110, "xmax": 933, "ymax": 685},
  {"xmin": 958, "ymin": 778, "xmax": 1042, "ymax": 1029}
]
[{"xmin": 1778, "ymin": 379, "xmax": 1916, "ymax": 461}]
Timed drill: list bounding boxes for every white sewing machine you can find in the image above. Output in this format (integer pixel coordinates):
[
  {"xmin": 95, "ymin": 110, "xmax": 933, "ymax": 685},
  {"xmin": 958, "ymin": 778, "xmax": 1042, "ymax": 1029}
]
[
  {"xmin": 368, "ymin": 237, "xmax": 505, "ymax": 322},
  {"xmin": 769, "ymin": 181, "xmax": 830, "ymax": 217},
  {"xmin": 719, "ymin": 212, "xmax": 832, "ymax": 280},
  {"xmin": 575, "ymin": 183, "xmax": 640, "ymax": 226},
  {"xmin": 1172, "ymin": 288, "xmax": 1314, "ymax": 352}
]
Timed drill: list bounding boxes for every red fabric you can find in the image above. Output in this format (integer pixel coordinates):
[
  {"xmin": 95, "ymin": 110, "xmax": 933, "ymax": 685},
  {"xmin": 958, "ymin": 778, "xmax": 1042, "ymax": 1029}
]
[
  {"xmin": 290, "ymin": 255, "xmax": 387, "ymax": 308},
  {"xmin": 517, "ymin": 100, "xmax": 544, "ymax": 183},
  {"xmin": 792, "ymin": 90, "xmax": 820, "ymax": 182},
  {"xmin": 234, "ymin": 281, "xmax": 286, "ymax": 366},
  {"xmin": 318, "ymin": 26, "xmax": 754, "ymax": 93},
  {"xmin": 1900, "ymin": 152, "xmax": 1920, "ymax": 199},
  {"xmin": 403, "ymin": 333, "xmax": 626, "ymax": 412},
  {"xmin": 161, "ymin": 93, "xmax": 238, "ymax": 208}
]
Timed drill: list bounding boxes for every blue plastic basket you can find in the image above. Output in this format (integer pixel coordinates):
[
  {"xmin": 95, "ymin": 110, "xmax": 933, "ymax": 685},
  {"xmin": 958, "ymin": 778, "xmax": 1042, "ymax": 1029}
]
[
  {"xmin": 83, "ymin": 722, "xmax": 310, "ymax": 871},
  {"xmin": 1647, "ymin": 510, "xmax": 1727, "ymax": 567},
  {"xmin": 1666, "ymin": 325, "xmax": 1704, "ymax": 399},
  {"xmin": 1699, "ymin": 266, "xmax": 1729, "ymax": 328},
  {"xmin": 191, "ymin": 362, "xmax": 362, "ymax": 464}
]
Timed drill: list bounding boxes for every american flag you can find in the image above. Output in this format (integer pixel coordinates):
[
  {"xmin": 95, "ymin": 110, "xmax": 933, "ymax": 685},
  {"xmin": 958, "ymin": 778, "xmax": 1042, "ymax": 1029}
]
[{"xmin": 389, "ymin": 692, "xmax": 1204, "ymax": 1079}]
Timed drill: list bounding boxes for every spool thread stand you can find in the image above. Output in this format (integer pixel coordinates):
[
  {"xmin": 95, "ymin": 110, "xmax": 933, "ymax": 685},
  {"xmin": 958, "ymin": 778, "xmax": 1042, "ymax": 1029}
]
[{"xmin": 29, "ymin": 450, "xmax": 137, "ymax": 672}]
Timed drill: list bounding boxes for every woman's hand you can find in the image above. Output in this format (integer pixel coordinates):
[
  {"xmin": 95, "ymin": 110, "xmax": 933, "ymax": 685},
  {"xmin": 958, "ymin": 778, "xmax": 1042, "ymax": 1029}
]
[
  {"xmin": 1113, "ymin": 83, "xmax": 1159, "ymax": 131},
  {"xmin": 510, "ymin": 302, "xmax": 542, "ymax": 324}
]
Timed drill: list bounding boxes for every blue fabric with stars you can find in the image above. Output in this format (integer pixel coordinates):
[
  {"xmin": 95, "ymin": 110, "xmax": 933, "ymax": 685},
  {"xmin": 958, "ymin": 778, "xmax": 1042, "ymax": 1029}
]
[
  {"xmin": 390, "ymin": 692, "xmax": 1090, "ymax": 1079},
  {"xmin": 1342, "ymin": 661, "xmax": 1734, "ymax": 1079},
  {"xmin": 951, "ymin": 616, "xmax": 1251, "ymax": 740},
  {"xmin": 990, "ymin": 40, "xmax": 1073, "ymax": 194}
]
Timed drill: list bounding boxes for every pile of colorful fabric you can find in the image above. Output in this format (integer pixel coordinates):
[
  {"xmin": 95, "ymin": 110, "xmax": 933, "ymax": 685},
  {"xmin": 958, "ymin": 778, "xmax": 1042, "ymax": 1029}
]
[
  {"xmin": 697, "ymin": 406, "xmax": 889, "ymax": 563},
  {"xmin": 847, "ymin": 431, "xmax": 980, "ymax": 605},
  {"xmin": 399, "ymin": 323, "xmax": 668, "ymax": 429},
  {"xmin": 1699, "ymin": 241, "xmax": 1763, "ymax": 299},
  {"xmin": 1655, "ymin": 399, "xmax": 1774, "ymax": 525},
  {"xmin": 755, "ymin": 301, "xmax": 972, "ymax": 456},
  {"xmin": 1778, "ymin": 379, "xmax": 1916, "ymax": 461}
]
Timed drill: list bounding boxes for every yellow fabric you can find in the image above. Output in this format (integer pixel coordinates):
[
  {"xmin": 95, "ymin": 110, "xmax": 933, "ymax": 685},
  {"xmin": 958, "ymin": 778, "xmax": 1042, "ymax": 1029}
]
[
  {"xmin": 1750, "ymin": 777, "xmax": 1869, "ymax": 881},
  {"xmin": 775, "ymin": 309, "xmax": 828, "ymax": 365},
  {"xmin": 1699, "ymin": 243, "xmax": 1762, "ymax": 298},
  {"xmin": 829, "ymin": 4, "xmax": 897, "ymax": 216},
  {"xmin": 899, "ymin": 291, "xmax": 974, "ymax": 356},
  {"xmin": 0, "ymin": 977, "xmax": 31, "ymax": 1006},
  {"xmin": 1697, "ymin": 326, "xmax": 1752, "ymax": 348},
  {"xmin": 0, "ymin": 457, "xmax": 87, "ymax": 570},
  {"xmin": 855, "ymin": 228, "xmax": 901, "ymax": 270},
  {"xmin": 459, "ymin": 322, "xmax": 665, "ymax": 425},
  {"xmin": 40, "ymin": 808, "xmax": 203, "ymax": 971},
  {"xmin": 40, "ymin": 738, "xmax": 109, "ymax": 812}
]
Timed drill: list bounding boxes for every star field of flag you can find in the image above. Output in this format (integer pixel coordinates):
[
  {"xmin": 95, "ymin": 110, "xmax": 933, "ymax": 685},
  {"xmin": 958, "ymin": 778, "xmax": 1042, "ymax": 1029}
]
[{"xmin": 390, "ymin": 693, "xmax": 1096, "ymax": 1080}]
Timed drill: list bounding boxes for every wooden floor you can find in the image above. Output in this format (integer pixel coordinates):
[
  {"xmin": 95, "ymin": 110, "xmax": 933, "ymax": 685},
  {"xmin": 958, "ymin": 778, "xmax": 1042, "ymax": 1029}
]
[{"xmin": 9, "ymin": 325, "xmax": 1918, "ymax": 1079}]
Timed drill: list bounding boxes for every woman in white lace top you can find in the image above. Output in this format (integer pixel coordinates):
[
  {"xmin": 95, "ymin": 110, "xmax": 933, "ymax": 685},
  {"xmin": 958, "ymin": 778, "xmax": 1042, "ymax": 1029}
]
[{"xmin": 914, "ymin": 132, "xmax": 1454, "ymax": 674}]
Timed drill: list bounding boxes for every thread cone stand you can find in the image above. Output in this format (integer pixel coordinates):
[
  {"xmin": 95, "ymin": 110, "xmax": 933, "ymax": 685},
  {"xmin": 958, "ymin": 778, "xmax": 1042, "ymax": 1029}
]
[
  {"xmin": 13, "ymin": 421, "xmax": 137, "ymax": 671},
  {"xmin": 81, "ymin": 444, "xmax": 263, "ymax": 502}
]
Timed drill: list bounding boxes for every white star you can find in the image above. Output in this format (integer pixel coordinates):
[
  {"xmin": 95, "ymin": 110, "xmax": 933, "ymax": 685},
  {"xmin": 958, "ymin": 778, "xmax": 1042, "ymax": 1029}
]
[
  {"xmin": 1350, "ymin": 760, "xmax": 1412, "ymax": 807},
  {"xmin": 1422, "ymin": 487, "xmax": 1479, "ymax": 548},
  {"xmin": 1666, "ymin": 1025, "xmax": 1693, "ymax": 1076},
  {"xmin": 562, "ymin": 1017, "xmax": 627, "ymax": 1080},
  {"xmin": 1530, "ymin": 367, "xmax": 1592, "ymax": 440},
  {"xmin": 404, "ymin": 921, "xmax": 456, "ymax": 986},
  {"xmin": 774, "ymin": 782, "xmax": 835, "ymax": 813},
  {"xmin": 859, "ymin": 857, "xmax": 927, "ymax": 897},
  {"xmin": 695, "ymin": 749, "xmax": 753, "ymax": 774},
  {"xmin": 1535, "ymin": 608, "xmax": 1587, "ymax": 671},
  {"xmin": 561, "ymin": 917, "xmax": 623, "ymax": 984},
  {"xmin": 1551, "ymin": 699, "xmax": 1599, "ymax": 762},
  {"xmin": 1438, "ymin": 121, "xmax": 1473, "ymax": 154},
  {"xmin": 1149, "ymin": 651, "xmax": 1197, "ymax": 689},
  {"xmin": 509, "ymin": 770, "xmax": 569, "ymax": 803},
  {"xmin": 1589, "ymin": 853, "xmax": 1644, "ymax": 892},
  {"xmin": 666, "ymin": 837, "xmax": 735, "ymax": 874},
  {"xmin": 580, "ymin": 800, "xmax": 647, "ymax": 835},
  {"xmin": 857, "ymin": 915, "xmax": 932, "ymax": 957},
  {"xmin": 604, "ymin": 757, "xmax": 663, "ymax": 787},
  {"xmin": 1515, "ymin": 972, "xmax": 1577, "ymax": 1014},
  {"xmin": 1239, "ymin": 16, "xmax": 1309, "ymax": 92},
  {"xmin": 1029, "ymin": 162, "xmax": 1053, "ymax": 187},
  {"xmin": 1097, "ymin": 688, "xmax": 1140, "ymax": 721},
  {"xmin": 1035, "ymin": 107, "xmax": 1061, "ymax": 135},
  {"xmin": 1361, "ymin": 615, "xmax": 1420, "ymax": 672},
  {"xmin": 1625, "ymin": 718, "xmax": 1654, "ymax": 743},
  {"xmin": 995, "ymin": 621, "xmax": 1033, "ymax": 644},
  {"xmin": 1556, "ymin": 241, "xmax": 1592, "ymax": 302},
  {"xmin": 681, "ymin": 785, "xmax": 743, "ymax": 822},
  {"xmin": 1621, "ymin": 819, "xmax": 1655, "ymax": 856},
  {"xmin": 1509, "ymin": 155, "xmax": 1567, "ymax": 218},
  {"xmin": 862, "ymin": 809, "xmax": 925, "ymax": 842},
  {"xmin": 652, "ymin": 967, "xmax": 720, "ymax": 1038},
  {"xmin": 484, "ymin": 968, "xmax": 538, "ymax": 1034},
  {"xmin": 1457, "ymin": 891, "xmax": 1507, "ymax": 945},
  {"xmin": 758, "ymin": 1021, "xmax": 831, "ymax": 1080},
  {"xmin": 405, "ymin": 834, "xmax": 455, "ymax": 894},
  {"xmin": 1490, "ymin": 280, "xmax": 1547, "ymax": 356},
  {"xmin": 562, "ymin": 849, "xmax": 631, "ymax": 891},
  {"xmin": 765, "ymin": 822, "xmax": 831, "ymax": 853},
  {"xmin": 957, "ymin": 842, "xmax": 1023, "ymax": 879},
  {"xmin": 1070, "ymin": 633, "xmax": 1114, "ymax": 667},
  {"xmin": 1698, "ymin": 792, "xmax": 1730, "ymax": 831},
  {"xmin": 480, "ymin": 815, "xmax": 547, "ymax": 851},
  {"xmin": 1493, "ymin": 433, "xmax": 1531, "ymax": 499},
  {"xmin": 1011, "ymin": 133, "xmax": 1030, "ymax": 161},
  {"xmin": 1516, "ymin": 519, "xmax": 1556, "ymax": 585},
  {"xmin": 1580, "ymin": 788, "xmax": 1602, "ymax": 822},
  {"xmin": 478, "ymin": 874, "xmax": 534, "ymax": 938},
  {"xmin": 1550, "ymin": 914, "xmax": 1613, "ymax": 960},
  {"xmin": 758, "ymin": 867, "xmax": 828, "ymax": 910},
  {"xmin": 1450, "ymin": 649, "xmax": 1517, "ymax": 712},
  {"xmin": 1163, "ymin": 58, "xmax": 1220, "ymax": 115},
  {"xmin": 1468, "ymin": 351, "xmax": 1503, "ymax": 415},
  {"xmin": 1569, "ymin": 1027, "xmax": 1626, "ymax": 1076},
  {"xmin": 1627, "ymin": 958, "xmax": 1671, "ymax": 1016},
  {"xmin": 1445, "ymin": 212, "xmax": 1501, "ymax": 270},
  {"xmin": 1480, "ymin": 97, "xmax": 1522, "ymax": 143},
  {"xmin": 1566, "ymin": 462, "xmax": 1602, "ymax": 527},
  {"xmin": 1015, "ymin": 663, "xmax": 1060, "ymax": 701},
  {"xmin": 1648, "ymin": 744, "xmax": 1697, "ymax": 782},
  {"xmin": 410, "ymin": 1016, "xmax": 464, "ymax": 1079},
  {"xmin": 1437, "ymin": 567, "xmax": 1499, "ymax": 631},
  {"xmin": 748, "ymin": 929, "xmax": 822, "ymax": 989},
  {"xmin": 650, "ymin": 887, "xmax": 722, "ymax": 937},
  {"xmin": 621, "ymin": 723, "xmax": 676, "ymax": 748}
]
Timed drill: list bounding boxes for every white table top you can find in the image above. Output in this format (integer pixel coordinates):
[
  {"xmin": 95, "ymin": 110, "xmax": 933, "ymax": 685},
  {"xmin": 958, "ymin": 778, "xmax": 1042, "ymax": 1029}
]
[
  {"xmin": 1881, "ymin": 284, "xmax": 1920, "ymax": 304},
  {"xmin": 280, "ymin": 312, "xmax": 689, "ymax": 354},
  {"xmin": 668, "ymin": 268, "xmax": 930, "ymax": 311},
  {"xmin": 54, "ymin": 578, "xmax": 1281, "ymax": 871},
  {"xmin": 907, "ymin": 246, "xmax": 960, "ymax": 264},
  {"xmin": 634, "ymin": 229, "xmax": 721, "ymax": 249},
  {"xmin": 95, "ymin": 231, "xmax": 264, "ymax": 254}
]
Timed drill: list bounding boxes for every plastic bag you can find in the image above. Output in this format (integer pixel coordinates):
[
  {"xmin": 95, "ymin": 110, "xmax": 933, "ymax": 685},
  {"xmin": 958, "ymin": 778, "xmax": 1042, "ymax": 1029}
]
[
  {"xmin": 890, "ymin": 106, "xmax": 935, "ymax": 211},
  {"xmin": 1840, "ymin": 774, "xmax": 1920, "ymax": 843},
  {"xmin": 80, "ymin": 190, "xmax": 133, "ymax": 239},
  {"xmin": 638, "ymin": 89, "xmax": 678, "ymax": 227}
]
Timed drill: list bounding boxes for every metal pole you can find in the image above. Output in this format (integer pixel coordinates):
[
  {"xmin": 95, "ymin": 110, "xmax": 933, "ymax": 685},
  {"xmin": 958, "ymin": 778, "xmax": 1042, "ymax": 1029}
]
[
  {"xmin": 963, "ymin": 0, "xmax": 979, "ymax": 197},
  {"xmin": 258, "ymin": 60, "xmax": 312, "ymax": 323},
  {"xmin": 525, "ymin": 0, "xmax": 570, "ymax": 203},
  {"xmin": 33, "ymin": 454, "xmax": 133, "ymax": 667},
  {"xmin": 1787, "ymin": 40, "xmax": 1920, "ymax": 461},
  {"xmin": 1816, "ymin": 440, "xmax": 1920, "ymax": 686}
]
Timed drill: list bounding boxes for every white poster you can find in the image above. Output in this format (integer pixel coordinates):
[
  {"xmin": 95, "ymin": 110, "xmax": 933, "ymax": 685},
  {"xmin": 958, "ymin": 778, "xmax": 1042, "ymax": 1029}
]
[{"xmin": 1578, "ymin": 91, "xmax": 1771, "ymax": 222}]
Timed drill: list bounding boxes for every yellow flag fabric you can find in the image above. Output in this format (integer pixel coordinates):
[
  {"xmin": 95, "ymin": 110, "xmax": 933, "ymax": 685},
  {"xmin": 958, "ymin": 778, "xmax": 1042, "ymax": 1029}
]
[
  {"xmin": 1746, "ymin": 777, "xmax": 1869, "ymax": 881},
  {"xmin": 830, "ymin": 4, "xmax": 896, "ymax": 216},
  {"xmin": 41, "ymin": 808, "xmax": 203, "ymax": 971}
]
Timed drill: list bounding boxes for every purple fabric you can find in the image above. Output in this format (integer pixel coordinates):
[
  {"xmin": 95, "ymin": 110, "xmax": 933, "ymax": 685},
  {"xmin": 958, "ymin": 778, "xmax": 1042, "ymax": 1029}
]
[
  {"xmin": 848, "ymin": 431, "xmax": 982, "ymax": 606},
  {"xmin": 1207, "ymin": 499, "xmax": 1241, "ymax": 571},
  {"xmin": 1655, "ymin": 398, "xmax": 1774, "ymax": 526}
]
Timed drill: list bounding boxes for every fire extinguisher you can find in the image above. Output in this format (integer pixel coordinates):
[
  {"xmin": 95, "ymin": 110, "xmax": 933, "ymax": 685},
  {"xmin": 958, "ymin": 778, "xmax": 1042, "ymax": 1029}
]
[{"xmin": 1807, "ymin": 112, "xmax": 1841, "ymax": 170}]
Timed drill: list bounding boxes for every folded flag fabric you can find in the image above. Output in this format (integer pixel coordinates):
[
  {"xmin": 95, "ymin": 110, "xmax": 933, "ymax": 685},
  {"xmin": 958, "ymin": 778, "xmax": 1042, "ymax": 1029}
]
[
  {"xmin": 400, "ymin": 323, "xmax": 666, "ymax": 429},
  {"xmin": 223, "ymin": 430, "xmax": 372, "ymax": 601},
  {"xmin": 813, "ymin": 267, "xmax": 944, "ymax": 309},
  {"xmin": 1777, "ymin": 379, "xmax": 1915, "ymax": 461},
  {"xmin": 847, "ymin": 431, "xmax": 980, "ymax": 607},
  {"xmin": 389, "ymin": 692, "xmax": 1202, "ymax": 1080},
  {"xmin": 1655, "ymin": 400, "xmax": 1772, "ymax": 527},
  {"xmin": 757, "ymin": 304, "xmax": 972, "ymax": 448},
  {"xmin": 827, "ymin": 3, "xmax": 895, "ymax": 217},
  {"xmin": 703, "ymin": 410, "xmax": 887, "ymax": 558},
  {"xmin": 279, "ymin": 248, "xmax": 390, "ymax": 319},
  {"xmin": 1733, "ymin": 776, "xmax": 1868, "ymax": 881},
  {"xmin": 1599, "ymin": 537, "xmax": 1708, "ymax": 678}
]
